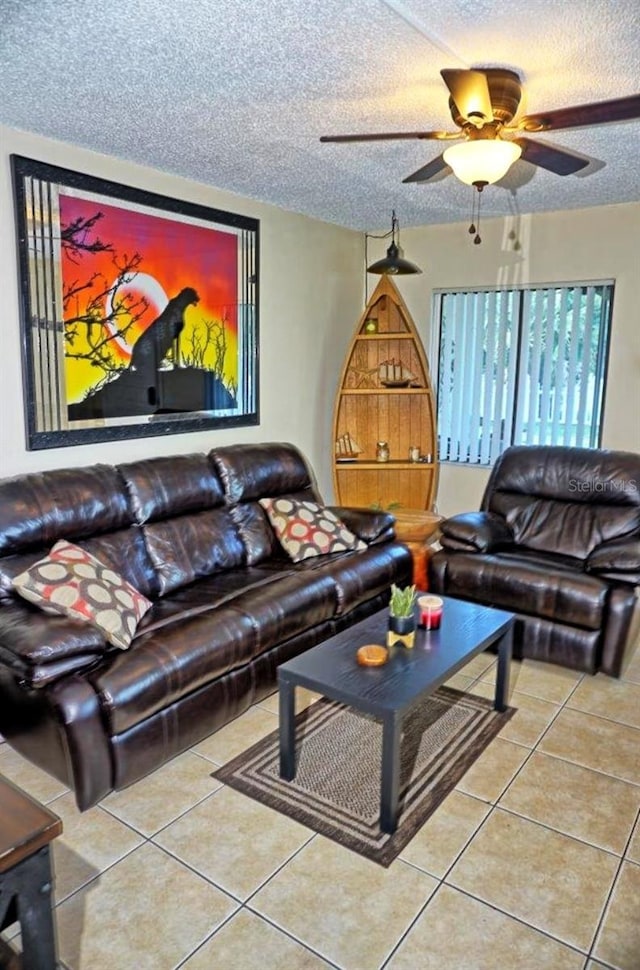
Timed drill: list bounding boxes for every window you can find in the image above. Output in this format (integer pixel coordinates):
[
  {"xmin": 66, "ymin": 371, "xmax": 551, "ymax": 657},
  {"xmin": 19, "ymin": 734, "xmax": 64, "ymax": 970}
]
[{"xmin": 433, "ymin": 282, "xmax": 613, "ymax": 465}]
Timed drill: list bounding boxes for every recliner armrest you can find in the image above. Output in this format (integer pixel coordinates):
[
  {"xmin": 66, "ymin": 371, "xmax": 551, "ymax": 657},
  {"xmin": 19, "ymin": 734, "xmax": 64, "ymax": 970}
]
[
  {"xmin": 586, "ymin": 538, "xmax": 640, "ymax": 584},
  {"xmin": 327, "ymin": 506, "xmax": 395, "ymax": 545},
  {"xmin": 440, "ymin": 511, "xmax": 514, "ymax": 553}
]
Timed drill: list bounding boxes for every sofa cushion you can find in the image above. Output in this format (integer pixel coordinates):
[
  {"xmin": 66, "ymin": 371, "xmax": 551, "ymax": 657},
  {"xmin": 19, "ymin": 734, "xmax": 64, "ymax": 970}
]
[
  {"xmin": 92, "ymin": 569, "xmax": 338, "ymax": 734},
  {"xmin": 228, "ymin": 502, "xmax": 281, "ymax": 565},
  {"xmin": 291, "ymin": 543, "xmax": 413, "ymax": 614},
  {"xmin": 0, "ymin": 464, "xmax": 132, "ymax": 556},
  {"xmin": 12, "ymin": 540, "xmax": 152, "ymax": 650},
  {"xmin": 119, "ymin": 453, "xmax": 226, "ymax": 524},
  {"xmin": 260, "ymin": 498, "xmax": 366, "ymax": 562},
  {"xmin": 435, "ymin": 550, "xmax": 608, "ymax": 630},
  {"xmin": 141, "ymin": 509, "xmax": 246, "ymax": 596},
  {"xmin": 484, "ymin": 445, "xmax": 640, "ymax": 559},
  {"xmin": 211, "ymin": 442, "xmax": 317, "ymax": 504}
]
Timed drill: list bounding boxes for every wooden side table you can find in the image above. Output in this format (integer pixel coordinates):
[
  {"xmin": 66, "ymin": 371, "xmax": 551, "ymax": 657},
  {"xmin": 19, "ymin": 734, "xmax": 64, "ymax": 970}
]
[
  {"xmin": 0, "ymin": 776, "xmax": 62, "ymax": 969},
  {"xmin": 392, "ymin": 510, "xmax": 442, "ymax": 590}
]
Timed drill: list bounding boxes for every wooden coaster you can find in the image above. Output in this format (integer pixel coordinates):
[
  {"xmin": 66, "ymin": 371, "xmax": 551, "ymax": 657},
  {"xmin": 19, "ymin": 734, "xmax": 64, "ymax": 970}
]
[{"xmin": 356, "ymin": 644, "xmax": 389, "ymax": 667}]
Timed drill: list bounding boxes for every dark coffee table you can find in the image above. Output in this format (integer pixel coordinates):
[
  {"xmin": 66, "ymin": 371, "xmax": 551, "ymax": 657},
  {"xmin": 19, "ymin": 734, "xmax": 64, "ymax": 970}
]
[{"xmin": 278, "ymin": 595, "xmax": 514, "ymax": 834}]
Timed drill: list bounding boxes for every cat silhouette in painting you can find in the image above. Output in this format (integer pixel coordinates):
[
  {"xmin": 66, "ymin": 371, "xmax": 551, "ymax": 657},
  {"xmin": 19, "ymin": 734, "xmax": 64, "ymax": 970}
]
[{"xmin": 130, "ymin": 287, "xmax": 200, "ymax": 374}]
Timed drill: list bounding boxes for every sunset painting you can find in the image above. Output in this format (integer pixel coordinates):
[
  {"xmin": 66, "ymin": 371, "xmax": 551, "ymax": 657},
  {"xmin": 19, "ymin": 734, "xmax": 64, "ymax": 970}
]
[{"xmin": 59, "ymin": 192, "xmax": 239, "ymax": 414}]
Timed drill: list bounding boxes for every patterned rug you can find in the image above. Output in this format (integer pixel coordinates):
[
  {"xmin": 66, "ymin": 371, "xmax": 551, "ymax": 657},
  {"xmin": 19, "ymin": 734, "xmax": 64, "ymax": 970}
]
[{"xmin": 213, "ymin": 687, "xmax": 515, "ymax": 867}]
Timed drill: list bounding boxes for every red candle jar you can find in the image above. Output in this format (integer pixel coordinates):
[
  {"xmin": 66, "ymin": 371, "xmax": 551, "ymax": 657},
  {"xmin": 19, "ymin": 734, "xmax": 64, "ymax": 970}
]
[{"xmin": 418, "ymin": 595, "xmax": 444, "ymax": 630}]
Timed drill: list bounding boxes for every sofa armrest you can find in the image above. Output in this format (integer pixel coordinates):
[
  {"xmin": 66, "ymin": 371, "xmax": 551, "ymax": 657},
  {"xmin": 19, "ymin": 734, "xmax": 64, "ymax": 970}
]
[
  {"xmin": 327, "ymin": 506, "xmax": 395, "ymax": 545},
  {"xmin": 586, "ymin": 538, "xmax": 640, "ymax": 583},
  {"xmin": 0, "ymin": 601, "xmax": 106, "ymax": 687},
  {"xmin": 440, "ymin": 511, "xmax": 514, "ymax": 553}
]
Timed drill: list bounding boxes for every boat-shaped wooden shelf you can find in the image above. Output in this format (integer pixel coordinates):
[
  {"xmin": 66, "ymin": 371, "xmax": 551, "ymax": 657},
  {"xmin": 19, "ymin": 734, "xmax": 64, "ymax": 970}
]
[{"xmin": 332, "ymin": 275, "xmax": 438, "ymax": 511}]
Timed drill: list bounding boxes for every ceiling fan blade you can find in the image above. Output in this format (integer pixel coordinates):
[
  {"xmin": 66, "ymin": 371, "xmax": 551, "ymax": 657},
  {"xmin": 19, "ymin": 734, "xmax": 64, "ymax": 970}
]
[
  {"xmin": 516, "ymin": 93, "xmax": 640, "ymax": 132},
  {"xmin": 514, "ymin": 137, "xmax": 590, "ymax": 175},
  {"xmin": 320, "ymin": 130, "xmax": 455, "ymax": 143},
  {"xmin": 440, "ymin": 69, "xmax": 494, "ymax": 124},
  {"xmin": 403, "ymin": 154, "xmax": 450, "ymax": 184}
]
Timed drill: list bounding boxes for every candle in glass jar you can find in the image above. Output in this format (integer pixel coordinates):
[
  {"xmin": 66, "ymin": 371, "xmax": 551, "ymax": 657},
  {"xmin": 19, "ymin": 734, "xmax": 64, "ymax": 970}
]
[{"xmin": 418, "ymin": 595, "xmax": 444, "ymax": 630}]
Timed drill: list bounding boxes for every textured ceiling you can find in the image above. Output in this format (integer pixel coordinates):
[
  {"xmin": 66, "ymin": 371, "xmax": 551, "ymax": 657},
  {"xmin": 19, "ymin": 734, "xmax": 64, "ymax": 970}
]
[{"xmin": 1, "ymin": 0, "xmax": 639, "ymax": 230}]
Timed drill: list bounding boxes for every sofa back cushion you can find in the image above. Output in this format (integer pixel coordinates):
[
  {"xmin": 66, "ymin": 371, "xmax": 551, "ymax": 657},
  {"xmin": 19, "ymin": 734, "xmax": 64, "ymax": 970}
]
[
  {"xmin": 483, "ymin": 446, "xmax": 640, "ymax": 559},
  {"xmin": 0, "ymin": 464, "xmax": 159, "ymax": 600},
  {"xmin": 119, "ymin": 453, "xmax": 245, "ymax": 595},
  {"xmin": 210, "ymin": 443, "xmax": 321, "ymax": 565}
]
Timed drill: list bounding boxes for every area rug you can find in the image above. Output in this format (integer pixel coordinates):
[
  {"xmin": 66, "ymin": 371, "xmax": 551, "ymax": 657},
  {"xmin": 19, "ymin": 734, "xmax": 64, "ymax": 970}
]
[{"xmin": 213, "ymin": 687, "xmax": 515, "ymax": 867}]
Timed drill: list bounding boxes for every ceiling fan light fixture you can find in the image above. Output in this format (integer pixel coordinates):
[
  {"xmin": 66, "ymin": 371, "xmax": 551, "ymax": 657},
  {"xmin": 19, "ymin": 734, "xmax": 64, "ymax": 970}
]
[
  {"xmin": 366, "ymin": 211, "xmax": 422, "ymax": 275},
  {"xmin": 443, "ymin": 139, "xmax": 522, "ymax": 186}
]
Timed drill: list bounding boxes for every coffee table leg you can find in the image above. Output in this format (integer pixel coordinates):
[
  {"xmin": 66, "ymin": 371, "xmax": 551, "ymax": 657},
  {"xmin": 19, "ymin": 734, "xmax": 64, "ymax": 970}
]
[
  {"xmin": 380, "ymin": 712, "xmax": 402, "ymax": 834},
  {"xmin": 279, "ymin": 678, "xmax": 296, "ymax": 780},
  {"xmin": 494, "ymin": 625, "xmax": 513, "ymax": 712}
]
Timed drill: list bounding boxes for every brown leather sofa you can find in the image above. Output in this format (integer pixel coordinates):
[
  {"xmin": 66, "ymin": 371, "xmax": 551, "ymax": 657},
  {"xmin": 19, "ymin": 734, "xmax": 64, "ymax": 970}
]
[
  {"xmin": 0, "ymin": 442, "xmax": 412, "ymax": 809},
  {"xmin": 429, "ymin": 445, "xmax": 640, "ymax": 677}
]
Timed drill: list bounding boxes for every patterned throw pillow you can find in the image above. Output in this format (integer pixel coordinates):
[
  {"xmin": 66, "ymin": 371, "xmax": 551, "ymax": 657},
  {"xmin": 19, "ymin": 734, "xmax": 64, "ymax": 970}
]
[
  {"xmin": 259, "ymin": 498, "xmax": 366, "ymax": 562},
  {"xmin": 12, "ymin": 540, "xmax": 152, "ymax": 650}
]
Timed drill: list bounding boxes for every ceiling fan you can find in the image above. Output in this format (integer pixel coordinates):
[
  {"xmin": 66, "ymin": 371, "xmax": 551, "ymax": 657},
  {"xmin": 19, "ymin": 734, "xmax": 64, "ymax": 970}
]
[{"xmin": 320, "ymin": 68, "xmax": 640, "ymax": 189}]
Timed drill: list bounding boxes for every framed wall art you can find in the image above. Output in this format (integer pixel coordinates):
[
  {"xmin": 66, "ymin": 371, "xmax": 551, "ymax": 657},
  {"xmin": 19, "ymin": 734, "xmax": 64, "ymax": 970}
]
[{"xmin": 11, "ymin": 155, "xmax": 259, "ymax": 450}]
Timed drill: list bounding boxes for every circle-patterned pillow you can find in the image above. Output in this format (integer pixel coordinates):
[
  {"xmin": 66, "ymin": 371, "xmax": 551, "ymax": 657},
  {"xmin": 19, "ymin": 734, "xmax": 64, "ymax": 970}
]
[
  {"xmin": 259, "ymin": 498, "xmax": 367, "ymax": 562},
  {"xmin": 12, "ymin": 540, "xmax": 152, "ymax": 650}
]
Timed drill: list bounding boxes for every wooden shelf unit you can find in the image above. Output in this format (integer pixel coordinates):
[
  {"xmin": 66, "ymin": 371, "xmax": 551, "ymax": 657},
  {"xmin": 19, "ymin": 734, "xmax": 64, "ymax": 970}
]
[{"xmin": 332, "ymin": 276, "xmax": 438, "ymax": 511}]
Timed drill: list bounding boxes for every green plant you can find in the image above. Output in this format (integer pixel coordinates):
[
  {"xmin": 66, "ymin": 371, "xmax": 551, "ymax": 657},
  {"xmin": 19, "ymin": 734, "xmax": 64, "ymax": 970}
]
[
  {"xmin": 389, "ymin": 583, "xmax": 416, "ymax": 617},
  {"xmin": 369, "ymin": 500, "xmax": 403, "ymax": 512}
]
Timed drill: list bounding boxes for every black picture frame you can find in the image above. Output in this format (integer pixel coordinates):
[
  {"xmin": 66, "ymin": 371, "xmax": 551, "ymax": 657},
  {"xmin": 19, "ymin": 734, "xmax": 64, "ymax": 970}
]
[{"xmin": 11, "ymin": 154, "xmax": 259, "ymax": 450}]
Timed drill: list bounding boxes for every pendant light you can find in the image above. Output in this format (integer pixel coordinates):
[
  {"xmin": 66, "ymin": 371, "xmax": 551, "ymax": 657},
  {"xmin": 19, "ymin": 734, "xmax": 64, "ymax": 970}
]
[{"xmin": 366, "ymin": 210, "xmax": 422, "ymax": 275}]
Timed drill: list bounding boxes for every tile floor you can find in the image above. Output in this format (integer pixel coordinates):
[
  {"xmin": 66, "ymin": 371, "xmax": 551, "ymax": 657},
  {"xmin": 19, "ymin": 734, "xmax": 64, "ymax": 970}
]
[{"xmin": 1, "ymin": 645, "xmax": 640, "ymax": 970}]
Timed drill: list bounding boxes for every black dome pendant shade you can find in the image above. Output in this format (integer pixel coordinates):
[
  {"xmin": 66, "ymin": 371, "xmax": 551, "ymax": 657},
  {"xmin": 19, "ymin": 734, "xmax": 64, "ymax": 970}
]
[{"xmin": 366, "ymin": 211, "xmax": 422, "ymax": 275}]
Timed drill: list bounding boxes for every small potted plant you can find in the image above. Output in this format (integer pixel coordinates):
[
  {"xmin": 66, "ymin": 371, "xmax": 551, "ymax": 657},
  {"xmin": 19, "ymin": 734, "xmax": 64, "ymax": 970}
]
[{"xmin": 388, "ymin": 583, "xmax": 417, "ymax": 648}]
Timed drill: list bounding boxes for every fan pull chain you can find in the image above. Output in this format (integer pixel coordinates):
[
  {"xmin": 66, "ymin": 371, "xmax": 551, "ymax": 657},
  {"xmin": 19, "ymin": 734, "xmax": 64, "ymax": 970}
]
[
  {"xmin": 468, "ymin": 190, "xmax": 476, "ymax": 235},
  {"xmin": 473, "ymin": 184, "xmax": 483, "ymax": 245}
]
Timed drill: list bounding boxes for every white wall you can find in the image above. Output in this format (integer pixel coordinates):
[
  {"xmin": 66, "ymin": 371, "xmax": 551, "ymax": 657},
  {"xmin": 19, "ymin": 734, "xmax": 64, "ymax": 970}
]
[
  {"xmin": 0, "ymin": 125, "xmax": 363, "ymax": 499},
  {"xmin": 368, "ymin": 203, "xmax": 640, "ymax": 516}
]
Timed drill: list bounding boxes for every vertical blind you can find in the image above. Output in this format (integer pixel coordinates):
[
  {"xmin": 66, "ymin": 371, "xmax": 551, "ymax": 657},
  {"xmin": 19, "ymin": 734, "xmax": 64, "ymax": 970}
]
[{"xmin": 434, "ymin": 283, "xmax": 614, "ymax": 465}]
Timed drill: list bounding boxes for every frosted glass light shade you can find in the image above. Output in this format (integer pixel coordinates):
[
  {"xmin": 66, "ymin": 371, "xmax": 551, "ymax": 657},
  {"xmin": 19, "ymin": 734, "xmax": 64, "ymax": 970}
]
[{"xmin": 443, "ymin": 140, "xmax": 522, "ymax": 185}]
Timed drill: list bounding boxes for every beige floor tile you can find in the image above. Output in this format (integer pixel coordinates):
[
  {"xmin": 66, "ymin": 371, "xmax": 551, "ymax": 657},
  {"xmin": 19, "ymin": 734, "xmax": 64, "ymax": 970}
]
[
  {"xmin": 193, "ymin": 706, "xmax": 278, "ymax": 765},
  {"xmin": 55, "ymin": 842, "xmax": 237, "ymax": 970},
  {"xmin": 182, "ymin": 908, "xmax": 332, "ymax": 969},
  {"xmin": 251, "ymin": 836, "xmax": 438, "ymax": 970},
  {"xmin": 155, "ymin": 785, "xmax": 312, "ymax": 900},
  {"xmin": 485, "ymin": 657, "xmax": 582, "ymax": 705},
  {"xmin": 387, "ymin": 883, "xmax": 585, "ymax": 970},
  {"xmin": 258, "ymin": 686, "xmax": 323, "ymax": 716},
  {"xmin": 499, "ymin": 751, "xmax": 640, "ymax": 855},
  {"xmin": 99, "ymin": 750, "xmax": 223, "ymax": 836},
  {"xmin": 471, "ymin": 681, "xmax": 561, "ymax": 747},
  {"xmin": 593, "ymin": 861, "xmax": 640, "ymax": 970},
  {"xmin": 620, "ymin": 642, "xmax": 640, "ymax": 685},
  {"xmin": 455, "ymin": 737, "xmax": 530, "ymax": 803},
  {"xmin": 567, "ymin": 676, "xmax": 640, "ymax": 730},
  {"xmin": 399, "ymin": 790, "xmax": 490, "ymax": 877},
  {"xmin": 444, "ymin": 672, "xmax": 475, "ymax": 691},
  {"xmin": 49, "ymin": 792, "xmax": 143, "ymax": 902},
  {"xmin": 447, "ymin": 808, "xmax": 618, "ymax": 951},
  {"xmin": 0, "ymin": 938, "xmax": 21, "ymax": 970},
  {"xmin": 625, "ymin": 818, "xmax": 640, "ymax": 864},
  {"xmin": 585, "ymin": 961, "xmax": 615, "ymax": 969},
  {"xmin": 538, "ymin": 708, "xmax": 640, "ymax": 785},
  {"xmin": 0, "ymin": 745, "xmax": 68, "ymax": 804},
  {"xmin": 459, "ymin": 651, "xmax": 496, "ymax": 679}
]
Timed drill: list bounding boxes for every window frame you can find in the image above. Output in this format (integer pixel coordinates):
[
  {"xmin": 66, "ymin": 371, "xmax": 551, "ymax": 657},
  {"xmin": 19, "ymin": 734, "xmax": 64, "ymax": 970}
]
[{"xmin": 430, "ymin": 280, "xmax": 614, "ymax": 467}]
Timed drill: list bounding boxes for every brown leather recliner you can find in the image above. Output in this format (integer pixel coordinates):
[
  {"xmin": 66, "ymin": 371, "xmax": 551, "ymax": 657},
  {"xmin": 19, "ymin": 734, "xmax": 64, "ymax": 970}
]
[{"xmin": 429, "ymin": 446, "xmax": 640, "ymax": 676}]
